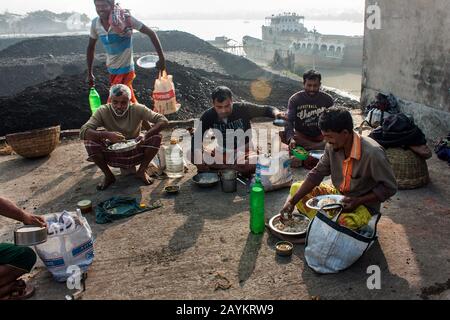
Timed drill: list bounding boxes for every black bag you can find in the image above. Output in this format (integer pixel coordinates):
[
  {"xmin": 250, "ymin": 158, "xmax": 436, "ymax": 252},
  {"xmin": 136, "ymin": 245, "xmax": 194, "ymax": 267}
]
[
  {"xmin": 369, "ymin": 113, "xmax": 427, "ymax": 148},
  {"xmin": 434, "ymin": 133, "xmax": 450, "ymax": 165}
]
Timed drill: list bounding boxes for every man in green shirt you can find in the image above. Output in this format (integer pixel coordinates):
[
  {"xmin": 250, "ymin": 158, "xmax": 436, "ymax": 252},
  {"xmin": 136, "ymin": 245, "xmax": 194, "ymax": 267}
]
[{"xmin": 80, "ymin": 84, "xmax": 169, "ymax": 190}]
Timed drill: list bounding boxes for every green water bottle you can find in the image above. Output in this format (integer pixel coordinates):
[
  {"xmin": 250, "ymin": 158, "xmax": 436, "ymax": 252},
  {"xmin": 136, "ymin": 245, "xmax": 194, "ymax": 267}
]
[
  {"xmin": 89, "ymin": 87, "xmax": 102, "ymax": 114},
  {"xmin": 250, "ymin": 164, "xmax": 265, "ymax": 234}
]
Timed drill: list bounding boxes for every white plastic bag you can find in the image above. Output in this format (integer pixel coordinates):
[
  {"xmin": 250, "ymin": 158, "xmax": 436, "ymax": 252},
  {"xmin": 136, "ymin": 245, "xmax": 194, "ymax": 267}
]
[
  {"xmin": 305, "ymin": 206, "xmax": 380, "ymax": 274},
  {"xmin": 252, "ymin": 151, "xmax": 293, "ymax": 192},
  {"xmin": 35, "ymin": 211, "xmax": 94, "ymax": 282},
  {"xmin": 153, "ymin": 70, "xmax": 180, "ymax": 115}
]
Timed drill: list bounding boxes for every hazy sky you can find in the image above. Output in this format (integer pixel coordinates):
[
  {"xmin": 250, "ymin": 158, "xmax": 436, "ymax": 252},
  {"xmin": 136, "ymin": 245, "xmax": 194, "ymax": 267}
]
[{"xmin": 1, "ymin": 0, "xmax": 365, "ymax": 19}]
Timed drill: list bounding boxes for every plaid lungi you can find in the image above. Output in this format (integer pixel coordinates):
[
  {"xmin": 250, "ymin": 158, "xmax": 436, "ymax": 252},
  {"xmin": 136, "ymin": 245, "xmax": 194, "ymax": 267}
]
[{"xmin": 84, "ymin": 135, "xmax": 162, "ymax": 169}]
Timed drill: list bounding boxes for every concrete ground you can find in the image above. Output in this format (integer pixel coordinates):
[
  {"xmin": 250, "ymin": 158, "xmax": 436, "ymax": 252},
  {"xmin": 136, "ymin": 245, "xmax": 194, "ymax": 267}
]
[{"xmin": 1, "ymin": 117, "xmax": 449, "ymax": 300}]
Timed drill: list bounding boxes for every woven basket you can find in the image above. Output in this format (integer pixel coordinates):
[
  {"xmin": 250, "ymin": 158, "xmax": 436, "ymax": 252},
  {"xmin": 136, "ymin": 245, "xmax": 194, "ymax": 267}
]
[
  {"xmin": 386, "ymin": 147, "xmax": 429, "ymax": 190},
  {"xmin": 6, "ymin": 126, "xmax": 60, "ymax": 159}
]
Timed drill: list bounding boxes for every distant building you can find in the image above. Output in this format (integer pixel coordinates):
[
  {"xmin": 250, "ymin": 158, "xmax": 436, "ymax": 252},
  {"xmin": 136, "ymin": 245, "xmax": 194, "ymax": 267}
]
[
  {"xmin": 243, "ymin": 13, "xmax": 363, "ymax": 69},
  {"xmin": 361, "ymin": 0, "xmax": 450, "ymax": 140}
]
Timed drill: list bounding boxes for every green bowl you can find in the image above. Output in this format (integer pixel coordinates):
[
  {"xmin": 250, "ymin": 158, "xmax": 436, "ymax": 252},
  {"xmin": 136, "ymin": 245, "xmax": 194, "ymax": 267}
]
[{"xmin": 292, "ymin": 146, "xmax": 309, "ymax": 161}]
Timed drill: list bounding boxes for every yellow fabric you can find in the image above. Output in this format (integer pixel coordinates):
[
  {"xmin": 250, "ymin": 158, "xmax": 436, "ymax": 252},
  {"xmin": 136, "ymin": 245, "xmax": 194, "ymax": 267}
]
[{"xmin": 289, "ymin": 181, "xmax": 372, "ymax": 230}]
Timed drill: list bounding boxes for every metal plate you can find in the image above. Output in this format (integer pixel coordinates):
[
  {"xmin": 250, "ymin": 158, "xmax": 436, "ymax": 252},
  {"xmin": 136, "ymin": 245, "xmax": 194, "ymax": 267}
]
[
  {"xmin": 306, "ymin": 195, "xmax": 345, "ymax": 210},
  {"xmin": 268, "ymin": 213, "xmax": 311, "ymax": 236},
  {"xmin": 136, "ymin": 55, "xmax": 159, "ymax": 69},
  {"xmin": 107, "ymin": 140, "xmax": 138, "ymax": 152}
]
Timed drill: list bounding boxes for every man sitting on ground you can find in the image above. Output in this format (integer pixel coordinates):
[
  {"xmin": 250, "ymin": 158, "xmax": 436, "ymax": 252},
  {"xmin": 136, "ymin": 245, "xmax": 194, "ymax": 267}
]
[
  {"xmin": 0, "ymin": 197, "xmax": 46, "ymax": 300},
  {"xmin": 80, "ymin": 84, "xmax": 169, "ymax": 190},
  {"xmin": 280, "ymin": 107, "xmax": 397, "ymax": 231},
  {"xmin": 281, "ymin": 70, "xmax": 334, "ymax": 152},
  {"xmin": 191, "ymin": 86, "xmax": 285, "ymax": 177}
]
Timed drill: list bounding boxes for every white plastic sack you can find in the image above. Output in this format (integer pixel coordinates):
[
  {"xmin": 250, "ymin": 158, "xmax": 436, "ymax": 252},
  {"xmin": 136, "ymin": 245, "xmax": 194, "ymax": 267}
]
[
  {"xmin": 253, "ymin": 151, "xmax": 293, "ymax": 192},
  {"xmin": 153, "ymin": 70, "xmax": 180, "ymax": 115},
  {"xmin": 35, "ymin": 210, "xmax": 94, "ymax": 282},
  {"xmin": 305, "ymin": 209, "xmax": 380, "ymax": 274}
]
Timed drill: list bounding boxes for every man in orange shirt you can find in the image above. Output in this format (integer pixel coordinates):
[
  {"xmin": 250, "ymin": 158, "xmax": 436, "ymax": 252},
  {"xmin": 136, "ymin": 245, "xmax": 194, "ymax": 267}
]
[{"xmin": 280, "ymin": 107, "xmax": 397, "ymax": 230}]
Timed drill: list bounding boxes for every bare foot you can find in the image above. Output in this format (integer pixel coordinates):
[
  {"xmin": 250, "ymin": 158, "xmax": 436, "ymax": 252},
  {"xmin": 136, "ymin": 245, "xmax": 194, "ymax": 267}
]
[
  {"xmin": 97, "ymin": 174, "xmax": 116, "ymax": 191},
  {"xmin": 136, "ymin": 170, "xmax": 153, "ymax": 185}
]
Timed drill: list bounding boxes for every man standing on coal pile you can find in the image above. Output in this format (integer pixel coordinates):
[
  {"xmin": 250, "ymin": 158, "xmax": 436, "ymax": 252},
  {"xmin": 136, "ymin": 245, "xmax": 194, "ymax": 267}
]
[
  {"xmin": 280, "ymin": 70, "xmax": 334, "ymax": 169},
  {"xmin": 87, "ymin": 0, "xmax": 166, "ymax": 104},
  {"xmin": 80, "ymin": 84, "xmax": 169, "ymax": 190},
  {"xmin": 191, "ymin": 86, "xmax": 285, "ymax": 177}
]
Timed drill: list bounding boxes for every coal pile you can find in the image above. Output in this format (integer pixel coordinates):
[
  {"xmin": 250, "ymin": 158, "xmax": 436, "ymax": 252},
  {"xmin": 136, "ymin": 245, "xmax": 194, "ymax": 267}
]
[
  {"xmin": 0, "ymin": 60, "xmax": 301, "ymax": 136},
  {"xmin": 0, "ymin": 31, "xmax": 265, "ymax": 80},
  {"xmin": 0, "ymin": 30, "xmax": 360, "ymax": 136}
]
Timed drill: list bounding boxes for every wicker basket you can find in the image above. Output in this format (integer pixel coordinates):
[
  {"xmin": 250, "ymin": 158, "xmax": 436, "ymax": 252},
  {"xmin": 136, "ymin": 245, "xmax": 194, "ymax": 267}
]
[
  {"xmin": 6, "ymin": 126, "xmax": 61, "ymax": 159},
  {"xmin": 386, "ymin": 147, "xmax": 429, "ymax": 190}
]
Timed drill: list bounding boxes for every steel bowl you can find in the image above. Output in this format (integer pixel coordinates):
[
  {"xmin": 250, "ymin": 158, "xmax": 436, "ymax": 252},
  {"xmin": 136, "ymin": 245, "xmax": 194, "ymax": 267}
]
[
  {"xmin": 276, "ymin": 241, "xmax": 294, "ymax": 257},
  {"xmin": 192, "ymin": 172, "xmax": 220, "ymax": 188},
  {"xmin": 14, "ymin": 225, "xmax": 48, "ymax": 246},
  {"xmin": 268, "ymin": 213, "xmax": 311, "ymax": 237}
]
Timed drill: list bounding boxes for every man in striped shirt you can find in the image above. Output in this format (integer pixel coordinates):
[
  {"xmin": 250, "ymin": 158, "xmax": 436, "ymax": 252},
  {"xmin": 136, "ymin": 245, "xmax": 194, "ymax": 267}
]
[{"xmin": 87, "ymin": 0, "xmax": 166, "ymax": 104}]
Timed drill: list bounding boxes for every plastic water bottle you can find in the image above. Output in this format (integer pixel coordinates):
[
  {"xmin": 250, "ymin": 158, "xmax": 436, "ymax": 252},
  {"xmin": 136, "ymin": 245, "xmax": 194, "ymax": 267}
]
[
  {"xmin": 250, "ymin": 164, "xmax": 265, "ymax": 234},
  {"xmin": 164, "ymin": 138, "xmax": 184, "ymax": 178},
  {"xmin": 89, "ymin": 87, "xmax": 102, "ymax": 114}
]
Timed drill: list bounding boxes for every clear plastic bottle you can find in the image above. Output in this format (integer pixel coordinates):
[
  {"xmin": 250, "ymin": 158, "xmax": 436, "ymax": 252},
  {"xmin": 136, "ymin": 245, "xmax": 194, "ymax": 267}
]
[{"xmin": 164, "ymin": 138, "xmax": 184, "ymax": 178}]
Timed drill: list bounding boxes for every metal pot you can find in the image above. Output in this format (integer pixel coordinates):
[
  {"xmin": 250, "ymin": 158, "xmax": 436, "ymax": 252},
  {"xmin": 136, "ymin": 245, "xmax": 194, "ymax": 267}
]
[
  {"xmin": 14, "ymin": 225, "xmax": 48, "ymax": 246},
  {"xmin": 268, "ymin": 213, "xmax": 311, "ymax": 238},
  {"xmin": 219, "ymin": 169, "xmax": 237, "ymax": 193},
  {"xmin": 192, "ymin": 172, "xmax": 220, "ymax": 188}
]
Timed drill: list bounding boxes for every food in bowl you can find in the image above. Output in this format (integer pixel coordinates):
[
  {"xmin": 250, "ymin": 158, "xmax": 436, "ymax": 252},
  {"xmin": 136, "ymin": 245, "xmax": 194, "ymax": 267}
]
[
  {"xmin": 165, "ymin": 185, "xmax": 180, "ymax": 194},
  {"xmin": 291, "ymin": 146, "xmax": 309, "ymax": 161},
  {"xmin": 274, "ymin": 215, "xmax": 309, "ymax": 233},
  {"xmin": 276, "ymin": 241, "xmax": 293, "ymax": 256},
  {"xmin": 306, "ymin": 195, "xmax": 345, "ymax": 210},
  {"xmin": 317, "ymin": 197, "xmax": 339, "ymax": 208},
  {"xmin": 108, "ymin": 140, "xmax": 137, "ymax": 151},
  {"xmin": 277, "ymin": 243, "xmax": 292, "ymax": 251}
]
